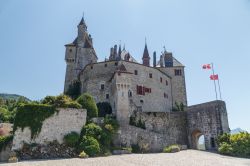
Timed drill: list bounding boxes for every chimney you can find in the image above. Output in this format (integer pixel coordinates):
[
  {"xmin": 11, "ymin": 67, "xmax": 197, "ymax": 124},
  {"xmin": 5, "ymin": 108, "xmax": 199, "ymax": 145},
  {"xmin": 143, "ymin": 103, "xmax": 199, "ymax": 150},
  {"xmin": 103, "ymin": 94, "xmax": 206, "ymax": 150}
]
[{"xmin": 153, "ymin": 51, "xmax": 156, "ymax": 67}]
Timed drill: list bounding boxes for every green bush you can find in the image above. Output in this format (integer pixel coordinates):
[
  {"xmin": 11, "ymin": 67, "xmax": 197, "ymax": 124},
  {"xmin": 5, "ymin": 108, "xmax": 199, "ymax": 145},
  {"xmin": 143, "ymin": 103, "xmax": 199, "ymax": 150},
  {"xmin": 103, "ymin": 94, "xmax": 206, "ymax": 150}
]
[
  {"xmin": 96, "ymin": 102, "xmax": 112, "ymax": 117},
  {"xmin": 131, "ymin": 144, "xmax": 141, "ymax": 153},
  {"xmin": 129, "ymin": 116, "xmax": 146, "ymax": 129},
  {"xmin": 163, "ymin": 144, "xmax": 180, "ymax": 153},
  {"xmin": 217, "ymin": 132, "xmax": 250, "ymax": 158},
  {"xmin": 0, "ymin": 107, "xmax": 12, "ymax": 122},
  {"xmin": 217, "ymin": 133, "xmax": 230, "ymax": 145},
  {"xmin": 76, "ymin": 93, "xmax": 98, "ymax": 118},
  {"xmin": 104, "ymin": 115, "xmax": 119, "ymax": 132},
  {"xmin": 172, "ymin": 102, "xmax": 185, "ymax": 112},
  {"xmin": 63, "ymin": 132, "xmax": 80, "ymax": 147},
  {"xmin": 78, "ymin": 150, "xmax": 88, "ymax": 158},
  {"xmin": 79, "ymin": 136, "xmax": 100, "ymax": 157},
  {"xmin": 218, "ymin": 142, "xmax": 233, "ymax": 155},
  {"xmin": 0, "ymin": 135, "xmax": 13, "ymax": 151},
  {"xmin": 81, "ymin": 123, "xmax": 102, "ymax": 140},
  {"xmin": 42, "ymin": 95, "xmax": 81, "ymax": 109},
  {"xmin": 13, "ymin": 104, "xmax": 57, "ymax": 138}
]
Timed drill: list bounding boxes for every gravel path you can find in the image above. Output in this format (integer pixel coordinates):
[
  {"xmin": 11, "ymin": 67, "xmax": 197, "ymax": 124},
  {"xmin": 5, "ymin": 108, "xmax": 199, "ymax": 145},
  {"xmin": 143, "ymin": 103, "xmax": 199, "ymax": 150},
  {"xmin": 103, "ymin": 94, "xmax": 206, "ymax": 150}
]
[{"xmin": 2, "ymin": 150, "xmax": 250, "ymax": 166}]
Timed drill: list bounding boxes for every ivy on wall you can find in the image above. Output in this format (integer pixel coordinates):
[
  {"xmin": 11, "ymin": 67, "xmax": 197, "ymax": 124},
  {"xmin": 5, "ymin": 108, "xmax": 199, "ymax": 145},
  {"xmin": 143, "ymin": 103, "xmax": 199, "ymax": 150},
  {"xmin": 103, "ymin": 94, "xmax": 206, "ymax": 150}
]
[{"xmin": 13, "ymin": 104, "xmax": 57, "ymax": 139}]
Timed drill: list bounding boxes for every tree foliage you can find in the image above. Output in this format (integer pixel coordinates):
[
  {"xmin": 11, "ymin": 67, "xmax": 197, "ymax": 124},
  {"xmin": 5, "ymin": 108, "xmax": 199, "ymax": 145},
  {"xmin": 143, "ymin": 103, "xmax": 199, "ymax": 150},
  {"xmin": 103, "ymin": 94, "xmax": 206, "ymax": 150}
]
[
  {"xmin": 217, "ymin": 132, "xmax": 250, "ymax": 158},
  {"xmin": 76, "ymin": 93, "xmax": 98, "ymax": 118},
  {"xmin": 65, "ymin": 80, "xmax": 81, "ymax": 100}
]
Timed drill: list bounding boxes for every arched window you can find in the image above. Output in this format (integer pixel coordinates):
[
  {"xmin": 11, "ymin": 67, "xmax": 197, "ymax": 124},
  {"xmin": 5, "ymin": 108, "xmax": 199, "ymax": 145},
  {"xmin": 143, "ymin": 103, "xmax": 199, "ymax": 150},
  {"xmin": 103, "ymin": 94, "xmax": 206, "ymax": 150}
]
[{"xmin": 128, "ymin": 90, "xmax": 132, "ymax": 97}]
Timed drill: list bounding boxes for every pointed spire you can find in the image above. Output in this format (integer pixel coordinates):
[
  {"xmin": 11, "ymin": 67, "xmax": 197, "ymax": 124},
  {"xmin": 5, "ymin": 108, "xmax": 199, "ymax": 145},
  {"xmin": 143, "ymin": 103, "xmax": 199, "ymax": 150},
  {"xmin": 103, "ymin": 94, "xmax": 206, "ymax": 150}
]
[
  {"xmin": 142, "ymin": 38, "xmax": 150, "ymax": 66},
  {"xmin": 123, "ymin": 44, "xmax": 126, "ymax": 51},
  {"xmin": 78, "ymin": 12, "xmax": 86, "ymax": 25},
  {"xmin": 142, "ymin": 39, "xmax": 149, "ymax": 58}
]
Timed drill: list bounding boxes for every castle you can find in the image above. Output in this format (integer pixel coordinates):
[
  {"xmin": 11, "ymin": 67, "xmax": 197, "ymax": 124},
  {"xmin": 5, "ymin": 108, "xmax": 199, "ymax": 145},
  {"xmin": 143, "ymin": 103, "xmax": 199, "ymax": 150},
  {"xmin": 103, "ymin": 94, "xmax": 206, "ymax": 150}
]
[{"xmin": 64, "ymin": 17, "xmax": 230, "ymax": 151}]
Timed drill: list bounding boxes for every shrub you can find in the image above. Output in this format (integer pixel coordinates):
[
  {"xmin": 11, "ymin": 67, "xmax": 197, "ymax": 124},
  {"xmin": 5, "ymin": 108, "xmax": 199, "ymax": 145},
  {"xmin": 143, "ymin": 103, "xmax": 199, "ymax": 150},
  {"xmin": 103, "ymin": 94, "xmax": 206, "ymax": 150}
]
[
  {"xmin": 163, "ymin": 144, "xmax": 180, "ymax": 153},
  {"xmin": 217, "ymin": 132, "xmax": 250, "ymax": 158},
  {"xmin": 172, "ymin": 102, "xmax": 185, "ymax": 112},
  {"xmin": 63, "ymin": 132, "xmax": 80, "ymax": 147},
  {"xmin": 129, "ymin": 116, "xmax": 146, "ymax": 129},
  {"xmin": 96, "ymin": 102, "xmax": 112, "ymax": 117},
  {"xmin": 77, "ymin": 93, "xmax": 98, "ymax": 118},
  {"xmin": 42, "ymin": 95, "xmax": 81, "ymax": 109},
  {"xmin": 0, "ymin": 107, "xmax": 12, "ymax": 122},
  {"xmin": 217, "ymin": 133, "xmax": 230, "ymax": 145},
  {"xmin": 131, "ymin": 144, "xmax": 141, "ymax": 153},
  {"xmin": 81, "ymin": 123, "xmax": 102, "ymax": 140},
  {"xmin": 78, "ymin": 150, "xmax": 88, "ymax": 158},
  {"xmin": 104, "ymin": 115, "xmax": 119, "ymax": 132},
  {"xmin": 0, "ymin": 135, "xmax": 13, "ymax": 151},
  {"xmin": 79, "ymin": 136, "xmax": 100, "ymax": 157},
  {"xmin": 218, "ymin": 142, "xmax": 233, "ymax": 155}
]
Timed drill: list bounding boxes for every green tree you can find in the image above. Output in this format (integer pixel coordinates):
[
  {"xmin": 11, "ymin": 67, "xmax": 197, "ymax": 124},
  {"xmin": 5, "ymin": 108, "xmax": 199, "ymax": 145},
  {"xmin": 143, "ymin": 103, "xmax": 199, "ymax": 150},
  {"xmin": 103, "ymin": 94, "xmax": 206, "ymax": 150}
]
[
  {"xmin": 65, "ymin": 80, "xmax": 81, "ymax": 100},
  {"xmin": 76, "ymin": 93, "xmax": 98, "ymax": 118}
]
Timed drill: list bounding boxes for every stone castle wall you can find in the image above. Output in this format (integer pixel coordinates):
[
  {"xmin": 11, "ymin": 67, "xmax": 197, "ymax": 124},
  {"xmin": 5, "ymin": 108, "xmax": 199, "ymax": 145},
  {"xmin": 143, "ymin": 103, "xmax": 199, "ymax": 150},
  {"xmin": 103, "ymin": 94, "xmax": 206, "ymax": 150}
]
[
  {"xmin": 114, "ymin": 111, "xmax": 188, "ymax": 152},
  {"xmin": 158, "ymin": 66, "xmax": 187, "ymax": 106},
  {"xmin": 80, "ymin": 60, "xmax": 173, "ymax": 113},
  {"xmin": 12, "ymin": 108, "xmax": 86, "ymax": 150},
  {"xmin": 187, "ymin": 100, "xmax": 230, "ymax": 150}
]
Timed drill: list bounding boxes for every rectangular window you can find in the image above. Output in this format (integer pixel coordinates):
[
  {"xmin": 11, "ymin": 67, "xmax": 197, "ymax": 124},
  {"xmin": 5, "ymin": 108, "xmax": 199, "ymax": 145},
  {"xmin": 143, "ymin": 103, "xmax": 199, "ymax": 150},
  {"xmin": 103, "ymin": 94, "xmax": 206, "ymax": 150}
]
[
  {"xmin": 101, "ymin": 84, "xmax": 105, "ymax": 90},
  {"xmin": 90, "ymin": 66, "xmax": 93, "ymax": 69},
  {"xmin": 160, "ymin": 77, "xmax": 162, "ymax": 83},
  {"xmin": 175, "ymin": 69, "xmax": 182, "ymax": 76},
  {"xmin": 134, "ymin": 70, "xmax": 138, "ymax": 75},
  {"xmin": 149, "ymin": 73, "xmax": 152, "ymax": 78},
  {"xmin": 106, "ymin": 94, "xmax": 109, "ymax": 99},
  {"xmin": 166, "ymin": 80, "xmax": 168, "ymax": 86},
  {"xmin": 164, "ymin": 93, "xmax": 168, "ymax": 98},
  {"xmin": 136, "ymin": 85, "xmax": 145, "ymax": 95},
  {"xmin": 105, "ymin": 64, "xmax": 107, "ymax": 67},
  {"xmin": 115, "ymin": 62, "xmax": 118, "ymax": 66}
]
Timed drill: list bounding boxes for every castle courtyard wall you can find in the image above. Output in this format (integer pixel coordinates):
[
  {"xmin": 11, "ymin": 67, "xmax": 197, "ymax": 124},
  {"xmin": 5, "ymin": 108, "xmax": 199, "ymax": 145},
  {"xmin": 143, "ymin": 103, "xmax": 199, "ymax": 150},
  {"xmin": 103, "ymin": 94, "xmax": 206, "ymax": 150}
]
[{"xmin": 12, "ymin": 108, "xmax": 86, "ymax": 150}]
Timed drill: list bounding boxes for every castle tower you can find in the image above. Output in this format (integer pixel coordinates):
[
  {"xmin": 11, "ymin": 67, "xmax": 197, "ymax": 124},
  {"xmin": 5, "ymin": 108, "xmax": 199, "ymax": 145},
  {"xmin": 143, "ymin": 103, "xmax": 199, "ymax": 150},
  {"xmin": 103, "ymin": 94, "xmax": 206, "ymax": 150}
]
[
  {"xmin": 64, "ymin": 16, "xmax": 98, "ymax": 93},
  {"xmin": 142, "ymin": 42, "xmax": 150, "ymax": 66}
]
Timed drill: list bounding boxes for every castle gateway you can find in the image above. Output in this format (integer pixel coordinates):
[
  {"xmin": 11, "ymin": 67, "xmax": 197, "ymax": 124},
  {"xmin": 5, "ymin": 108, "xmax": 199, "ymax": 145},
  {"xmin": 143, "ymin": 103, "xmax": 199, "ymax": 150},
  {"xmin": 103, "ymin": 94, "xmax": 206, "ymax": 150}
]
[{"xmin": 64, "ymin": 17, "xmax": 230, "ymax": 151}]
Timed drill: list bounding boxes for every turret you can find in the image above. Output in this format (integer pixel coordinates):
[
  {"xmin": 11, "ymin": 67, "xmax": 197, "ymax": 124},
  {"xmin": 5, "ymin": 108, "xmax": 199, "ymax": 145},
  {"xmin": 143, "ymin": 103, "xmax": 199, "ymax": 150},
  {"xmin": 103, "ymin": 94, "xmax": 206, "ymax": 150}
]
[
  {"xmin": 64, "ymin": 16, "xmax": 98, "ymax": 93},
  {"xmin": 142, "ymin": 42, "xmax": 150, "ymax": 66}
]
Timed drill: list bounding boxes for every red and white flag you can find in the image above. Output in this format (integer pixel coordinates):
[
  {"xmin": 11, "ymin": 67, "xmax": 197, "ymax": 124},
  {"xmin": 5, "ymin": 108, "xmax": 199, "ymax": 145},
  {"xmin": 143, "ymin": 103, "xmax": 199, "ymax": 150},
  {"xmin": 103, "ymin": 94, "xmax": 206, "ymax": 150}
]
[
  {"xmin": 210, "ymin": 74, "xmax": 219, "ymax": 80},
  {"xmin": 202, "ymin": 64, "xmax": 211, "ymax": 69}
]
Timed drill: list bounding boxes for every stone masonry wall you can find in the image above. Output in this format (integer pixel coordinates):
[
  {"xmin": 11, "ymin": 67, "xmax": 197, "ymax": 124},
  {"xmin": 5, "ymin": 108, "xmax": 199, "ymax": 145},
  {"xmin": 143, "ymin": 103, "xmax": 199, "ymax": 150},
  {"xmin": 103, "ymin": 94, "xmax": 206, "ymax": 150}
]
[
  {"xmin": 114, "ymin": 111, "xmax": 188, "ymax": 152},
  {"xmin": 187, "ymin": 100, "xmax": 230, "ymax": 150},
  {"xmin": 12, "ymin": 108, "xmax": 87, "ymax": 150}
]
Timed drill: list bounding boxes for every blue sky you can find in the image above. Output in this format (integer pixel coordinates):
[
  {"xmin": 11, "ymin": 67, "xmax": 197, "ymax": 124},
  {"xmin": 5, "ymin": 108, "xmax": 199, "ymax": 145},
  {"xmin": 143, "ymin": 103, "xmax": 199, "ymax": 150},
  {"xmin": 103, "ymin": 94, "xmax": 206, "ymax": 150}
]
[{"xmin": 0, "ymin": 0, "xmax": 250, "ymax": 131}]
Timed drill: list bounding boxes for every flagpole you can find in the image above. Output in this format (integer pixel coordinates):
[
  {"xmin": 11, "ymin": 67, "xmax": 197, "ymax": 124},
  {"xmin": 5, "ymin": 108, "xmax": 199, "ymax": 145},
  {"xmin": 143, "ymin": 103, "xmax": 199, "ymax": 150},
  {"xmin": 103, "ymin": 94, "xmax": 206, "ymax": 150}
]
[
  {"xmin": 211, "ymin": 63, "xmax": 218, "ymax": 100},
  {"xmin": 217, "ymin": 77, "xmax": 222, "ymax": 100}
]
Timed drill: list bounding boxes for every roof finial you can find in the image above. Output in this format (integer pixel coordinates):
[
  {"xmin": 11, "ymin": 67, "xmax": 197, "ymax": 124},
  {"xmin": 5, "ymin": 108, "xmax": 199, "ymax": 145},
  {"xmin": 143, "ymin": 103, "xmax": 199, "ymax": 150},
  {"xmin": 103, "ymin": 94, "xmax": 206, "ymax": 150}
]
[
  {"xmin": 82, "ymin": 12, "xmax": 85, "ymax": 21},
  {"xmin": 145, "ymin": 37, "xmax": 147, "ymax": 45},
  {"xmin": 163, "ymin": 46, "xmax": 166, "ymax": 53}
]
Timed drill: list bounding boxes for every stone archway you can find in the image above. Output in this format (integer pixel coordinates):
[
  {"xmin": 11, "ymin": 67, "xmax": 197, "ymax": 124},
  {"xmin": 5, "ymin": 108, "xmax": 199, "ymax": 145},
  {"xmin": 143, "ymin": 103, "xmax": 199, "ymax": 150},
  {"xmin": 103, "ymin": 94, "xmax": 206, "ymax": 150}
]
[{"xmin": 191, "ymin": 129, "xmax": 205, "ymax": 150}]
